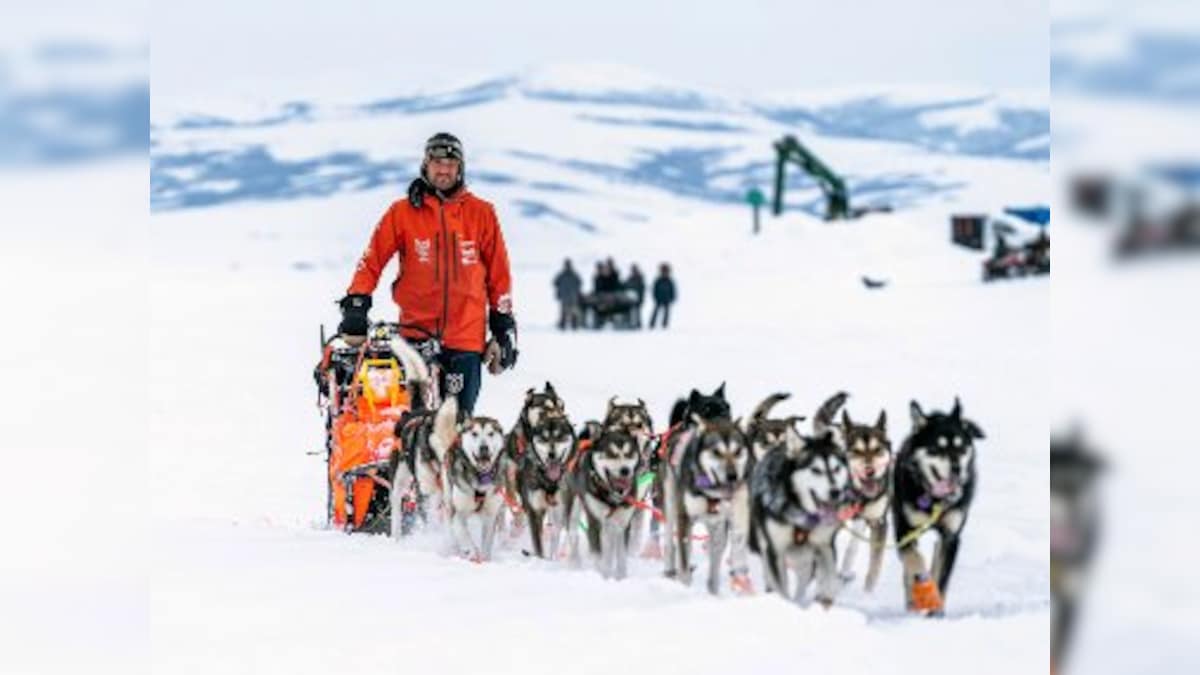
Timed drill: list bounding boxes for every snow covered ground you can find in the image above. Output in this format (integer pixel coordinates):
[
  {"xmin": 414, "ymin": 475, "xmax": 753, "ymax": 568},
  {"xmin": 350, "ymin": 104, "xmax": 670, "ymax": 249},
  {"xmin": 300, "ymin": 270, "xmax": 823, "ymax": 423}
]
[{"xmin": 146, "ymin": 70, "xmax": 1049, "ymax": 674}]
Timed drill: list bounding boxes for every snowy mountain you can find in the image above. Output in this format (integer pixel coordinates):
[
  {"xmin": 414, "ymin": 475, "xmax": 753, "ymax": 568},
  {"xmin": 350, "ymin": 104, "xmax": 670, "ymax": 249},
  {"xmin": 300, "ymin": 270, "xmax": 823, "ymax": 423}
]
[{"xmin": 150, "ymin": 64, "xmax": 1047, "ymax": 216}]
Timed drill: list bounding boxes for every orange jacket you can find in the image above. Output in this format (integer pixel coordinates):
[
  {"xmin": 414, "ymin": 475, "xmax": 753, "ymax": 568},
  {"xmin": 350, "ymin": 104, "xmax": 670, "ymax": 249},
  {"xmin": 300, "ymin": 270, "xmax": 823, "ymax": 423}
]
[{"xmin": 347, "ymin": 188, "xmax": 513, "ymax": 352}]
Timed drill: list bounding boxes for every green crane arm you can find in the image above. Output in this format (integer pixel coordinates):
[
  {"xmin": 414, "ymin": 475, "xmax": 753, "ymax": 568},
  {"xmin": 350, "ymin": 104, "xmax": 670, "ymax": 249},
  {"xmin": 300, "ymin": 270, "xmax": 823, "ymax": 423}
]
[{"xmin": 772, "ymin": 135, "xmax": 849, "ymax": 220}]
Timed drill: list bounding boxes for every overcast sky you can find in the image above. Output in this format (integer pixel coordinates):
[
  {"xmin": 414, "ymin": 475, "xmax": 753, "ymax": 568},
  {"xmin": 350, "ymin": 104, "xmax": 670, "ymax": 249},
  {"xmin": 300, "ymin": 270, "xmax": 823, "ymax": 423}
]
[{"xmin": 152, "ymin": 0, "xmax": 1048, "ymax": 105}]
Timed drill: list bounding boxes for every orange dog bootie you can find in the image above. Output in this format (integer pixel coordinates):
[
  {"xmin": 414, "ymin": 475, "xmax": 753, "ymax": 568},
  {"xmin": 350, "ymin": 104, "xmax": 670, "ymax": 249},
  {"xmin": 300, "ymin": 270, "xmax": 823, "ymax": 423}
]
[{"xmin": 911, "ymin": 574, "xmax": 944, "ymax": 614}]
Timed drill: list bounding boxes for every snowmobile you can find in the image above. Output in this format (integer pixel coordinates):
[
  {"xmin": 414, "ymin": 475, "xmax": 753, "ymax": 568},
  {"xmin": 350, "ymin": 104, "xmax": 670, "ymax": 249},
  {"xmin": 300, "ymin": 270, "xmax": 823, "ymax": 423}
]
[{"xmin": 314, "ymin": 322, "xmax": 442, "ymax": 533}]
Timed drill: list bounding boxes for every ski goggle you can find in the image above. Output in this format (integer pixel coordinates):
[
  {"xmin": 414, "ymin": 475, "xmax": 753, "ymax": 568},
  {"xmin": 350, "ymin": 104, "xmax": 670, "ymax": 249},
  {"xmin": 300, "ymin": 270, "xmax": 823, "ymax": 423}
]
[{"xmin": 425, "ymin": 140, "xmax": 463, "ymax": 161}]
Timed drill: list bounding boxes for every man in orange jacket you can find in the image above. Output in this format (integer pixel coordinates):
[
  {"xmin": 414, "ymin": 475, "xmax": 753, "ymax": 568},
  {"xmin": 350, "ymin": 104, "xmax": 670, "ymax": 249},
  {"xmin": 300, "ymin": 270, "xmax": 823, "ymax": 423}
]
[{"xmin": 337, "ymin": 132, "xmax": 517, "ymax": 413}]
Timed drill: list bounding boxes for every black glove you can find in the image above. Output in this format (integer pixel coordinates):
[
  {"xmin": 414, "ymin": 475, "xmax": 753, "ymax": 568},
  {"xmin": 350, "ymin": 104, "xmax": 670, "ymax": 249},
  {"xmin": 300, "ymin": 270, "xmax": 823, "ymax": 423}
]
[
  {"xmin": 488, "ymin": 310, "xmax": 519, "ymax": 370},
  {"xmin": 337, "ymin": 294, "xmax": 372, "ymax": 337},
  {"xmin": 407, "ymin": 178, "xmax": 428, "ymax": 209}
]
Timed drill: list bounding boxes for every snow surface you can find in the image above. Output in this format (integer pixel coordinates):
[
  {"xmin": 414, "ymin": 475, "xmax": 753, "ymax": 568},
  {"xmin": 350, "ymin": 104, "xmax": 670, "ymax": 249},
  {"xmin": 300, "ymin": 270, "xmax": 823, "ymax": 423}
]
[{"xmin": 144, "ymin": 68, "xmax": 1050, "ymax": 674}]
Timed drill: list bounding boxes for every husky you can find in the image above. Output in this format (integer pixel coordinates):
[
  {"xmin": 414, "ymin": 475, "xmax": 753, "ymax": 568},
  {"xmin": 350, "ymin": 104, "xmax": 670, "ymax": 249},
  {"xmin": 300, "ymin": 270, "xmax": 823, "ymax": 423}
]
[
  {"xmin": 659, "ymin": 416, "xmax": 753, "ymax": 594},
  {"xmin": 505, "ymin": 382, "xmax": 566, "ymax": 461},
  {"xmin": 510, "ymin": 411, "xmax": 576, "ymax": 559},
  {"xmin": 1050, "ymin": 430, "xmax": 1104, "ymax": 674},
  {"xmin": 892, "ymin": 398, "xmax": 985, "ymax": 615},
  {"xmin": 502, "ymin": 383, "xmax": 567, "ymax": 537},
  {"xmin": 749, "ymin": 426, "xmax": 853, "ymax": 607},
  {"xmin": 668, "ymin": 382, "xmax": 732, "ymax": 429},
  {"xmin": 584, "ymin": 398, "xmax": 656, "ymax": 553},
  {"xmin": 743, "ymin": 392, "xmax": 805, "ymax": 463},
  {"xmin": 816, "ymin": 395, "xmax": 893, "ymax": 592},
  {"xmin": 438, "ymin": 402, "xmax": 509, "ymax": 562},
  {"xmin": 649, "ymin": 384, "xmax": 732, "ymax": 555},
  {"xmin": 385, "ymin": 338, "xmax": 442, "ymax": 538},
  {"xmin": 563, "ymin": 428, "xmax": 642, "ymax": 579}
]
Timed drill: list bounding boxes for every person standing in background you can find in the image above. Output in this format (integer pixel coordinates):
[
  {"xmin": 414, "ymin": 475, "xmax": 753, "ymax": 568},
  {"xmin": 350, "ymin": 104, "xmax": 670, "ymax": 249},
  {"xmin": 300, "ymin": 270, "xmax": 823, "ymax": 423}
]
[
  {"xmin": 553, "ymin": 258, "xmax": 583, "ymax": 330},
  {"xmin": 649, "ymin": 263, "xmax": 676, "ymax": 329},
  {"xmin": 625, "ymin": 263, "xmax": 645, "ymax": 329}
]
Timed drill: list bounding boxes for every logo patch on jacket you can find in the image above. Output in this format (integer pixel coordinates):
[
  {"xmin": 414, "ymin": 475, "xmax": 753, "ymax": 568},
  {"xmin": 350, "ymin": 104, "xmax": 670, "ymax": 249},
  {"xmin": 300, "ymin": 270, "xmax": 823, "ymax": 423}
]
[
  {"xmin": 414, "ymin": 238, "xmax": 432, "ymax": 264},
  {"xmin": 460, "ymin": 239, "xmax": 478, "ymax": 266}
]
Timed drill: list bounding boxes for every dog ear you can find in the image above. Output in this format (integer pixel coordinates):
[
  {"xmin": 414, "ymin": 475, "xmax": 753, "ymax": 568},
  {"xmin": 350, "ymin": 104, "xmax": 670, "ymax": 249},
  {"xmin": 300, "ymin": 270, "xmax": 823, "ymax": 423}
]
[
  {"xmin": 841, "ymin": 409, "xmax": 853, "ymax": 428},
  {"xmin": 951, "ymin": 396, "xmax": 963, "ymax": 420},
  {"xmin": 607, "ymin": 396, "xmax": 618, "ymax": 416},
  {"xmin": 714, "ymin": 382, "xmax": 727, "ymax": 399},
  {"xmin": 545, "ymin": 381, "xmax": 557, "ymax": 397},
  {"xmin": 637, "ymin": 397, "xmax": 646, "ymax": 410},
  {"xmin": 963, "ymin": 418, "xmax": 985, "ymax": 440},
  {"xmin": 875, "ymin": 409, "xmax": 887, "ymax": 432},
  {"xmin": 909, "ymin": 400, "xmax": 927, "ymax": 429}
]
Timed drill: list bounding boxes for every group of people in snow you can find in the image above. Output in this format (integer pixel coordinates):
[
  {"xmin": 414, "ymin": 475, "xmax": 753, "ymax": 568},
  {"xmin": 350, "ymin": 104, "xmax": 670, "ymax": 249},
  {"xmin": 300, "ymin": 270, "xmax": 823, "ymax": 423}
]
[{"xmin": 552, "ymin": 258, "xmax": 677, "ymax": 331}]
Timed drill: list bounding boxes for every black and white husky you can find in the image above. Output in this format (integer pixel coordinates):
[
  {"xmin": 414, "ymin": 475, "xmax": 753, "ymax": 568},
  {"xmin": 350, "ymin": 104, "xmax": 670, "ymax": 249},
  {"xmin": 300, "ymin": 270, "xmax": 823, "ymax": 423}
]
[
  {"xmin": 659, "ymin": 416, "xmax": 753, "ymax": 594},
  {"xmin": 563, "ymin": 428, "xmax": 642, "ymax": 579},
  {"xmin": 511, "ymin": 411, "xmax": 576, "ymax": 559},
  {"xmin": 437, "ymin": 400, "xmax": 509, "ymax": 562},
  {"xmin": 649, "ymin": 384, "xmax": 732, "ymax": 554},
  {"xmin": 892, "ymin": 398, "xmax": 985, "ymax": 614},
  {"xmin": 749, "ymin": 427, "xmax": 852, "ymax": 607}
]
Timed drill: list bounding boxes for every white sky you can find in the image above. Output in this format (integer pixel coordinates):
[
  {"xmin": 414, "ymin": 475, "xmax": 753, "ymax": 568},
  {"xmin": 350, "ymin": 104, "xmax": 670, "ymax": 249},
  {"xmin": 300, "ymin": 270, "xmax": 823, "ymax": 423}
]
[{"xmin": 152, "ymin": 0, "xmax": 1048, "ymax": 106}]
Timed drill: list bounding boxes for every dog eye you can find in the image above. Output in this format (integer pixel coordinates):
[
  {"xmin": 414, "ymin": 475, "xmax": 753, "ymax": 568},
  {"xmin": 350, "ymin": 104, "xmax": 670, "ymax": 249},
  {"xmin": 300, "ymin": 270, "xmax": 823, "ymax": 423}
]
[
  {"xmin": 937, "ymin": 437, "xmax": 948, "ymax": 448},
  {"xmin": 953, "ymin": 436, "xmax": 963, "ymax": 447}
]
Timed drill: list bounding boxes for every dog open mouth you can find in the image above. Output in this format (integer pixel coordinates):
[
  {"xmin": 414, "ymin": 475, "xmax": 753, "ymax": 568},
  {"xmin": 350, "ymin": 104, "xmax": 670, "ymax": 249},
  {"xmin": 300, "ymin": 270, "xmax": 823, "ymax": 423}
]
[
  {"xmin": 853, "ymin": 473, "xmax": 885, "ymax": 497},
  {"xmin": 808, "ymin": 490, "xmax": 840, "ymax": 518},
  {"xmin": 545, "ymin": 462, "xmax": 562, "ymax": 482},
  {"xmin": 476, "ymin": 463, "xmax": 496, "ymax": 485},
  {"xmin": 929, "ymin": 478, "xmax": 960, "ymax": 498}
]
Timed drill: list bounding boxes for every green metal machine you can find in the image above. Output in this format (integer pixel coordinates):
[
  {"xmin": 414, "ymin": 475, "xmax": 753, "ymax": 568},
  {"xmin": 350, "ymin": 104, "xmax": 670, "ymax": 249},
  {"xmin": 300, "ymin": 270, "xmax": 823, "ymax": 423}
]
[{"xmin": 772, "ymin": 135, "xmax": 850, "ymax": 220}]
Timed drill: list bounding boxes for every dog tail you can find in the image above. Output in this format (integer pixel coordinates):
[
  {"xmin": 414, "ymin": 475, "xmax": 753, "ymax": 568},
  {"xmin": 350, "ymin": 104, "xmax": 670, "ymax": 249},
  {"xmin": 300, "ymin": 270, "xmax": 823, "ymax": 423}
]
[
  {"xmin": 813, "ymin": 391, "xmax": 849, "ymax": 436},
  {"xmin": 430, "ymin": 395, "xmax": 459, "ymax": 463},
  {"xmin": 390, "ymin": 337, "xmax": 433, "ymax": 410},
  {"xmin": 749, "ymin": 392, "xmax": 790, "ymax": 428}
]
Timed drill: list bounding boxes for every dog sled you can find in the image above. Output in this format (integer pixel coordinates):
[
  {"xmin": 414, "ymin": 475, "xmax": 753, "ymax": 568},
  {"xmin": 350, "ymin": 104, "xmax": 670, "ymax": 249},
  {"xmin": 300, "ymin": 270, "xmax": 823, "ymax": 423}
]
[{"xmin": 314, "ymin": 322, "xmax": 442, "ymax": 533}]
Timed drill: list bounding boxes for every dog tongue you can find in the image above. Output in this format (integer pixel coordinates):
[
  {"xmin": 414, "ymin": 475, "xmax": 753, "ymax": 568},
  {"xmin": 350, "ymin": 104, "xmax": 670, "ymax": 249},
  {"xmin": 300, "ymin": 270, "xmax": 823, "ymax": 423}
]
[
  {"xmin": 931, "ymin": 480, "xmax": 957, "ymax": 497},
  {"xmin": 546, "ymin": 464, "xmax": 562, "ymax": 481}
]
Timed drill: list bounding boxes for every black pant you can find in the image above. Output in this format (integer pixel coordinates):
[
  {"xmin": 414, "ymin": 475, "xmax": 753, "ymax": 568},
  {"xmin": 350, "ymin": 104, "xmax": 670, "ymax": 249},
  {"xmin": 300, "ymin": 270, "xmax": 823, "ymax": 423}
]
[
  {"xmin": 558, "ymin": 301, "xmax": 582, "ymax": 330},
  {"xmin": 649, "ymin": 302, "xmax": 671, "ymax": 328},
  {"xmin": 438, "ymin": 349, "xmax": 481, "ymax": 414}
]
